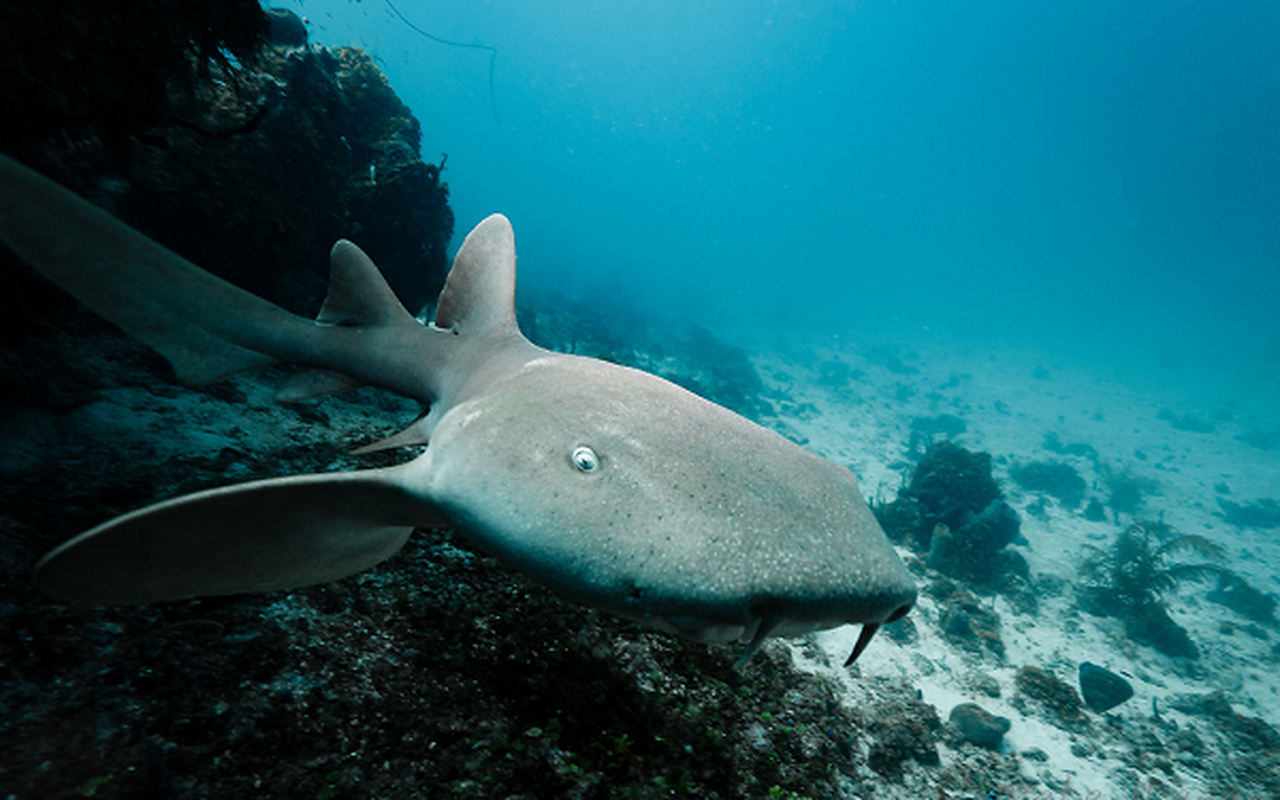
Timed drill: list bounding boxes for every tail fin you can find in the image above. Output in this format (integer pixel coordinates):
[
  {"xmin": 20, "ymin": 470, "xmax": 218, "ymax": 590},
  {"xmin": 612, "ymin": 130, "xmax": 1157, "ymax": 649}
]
[
  {"xmin": 0, "ymin": 153, "xmax": 312, "ymax": 384},
  {"xmin": 0, "ymin": 154, "xmax": 426, "ymax": 391}
]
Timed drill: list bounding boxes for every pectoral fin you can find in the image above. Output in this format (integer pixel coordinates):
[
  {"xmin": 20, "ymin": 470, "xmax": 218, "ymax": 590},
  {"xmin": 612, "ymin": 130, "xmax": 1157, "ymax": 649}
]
[{"xmin": 34, "ymin": 459, "xmax": 445, "ymax": 604}]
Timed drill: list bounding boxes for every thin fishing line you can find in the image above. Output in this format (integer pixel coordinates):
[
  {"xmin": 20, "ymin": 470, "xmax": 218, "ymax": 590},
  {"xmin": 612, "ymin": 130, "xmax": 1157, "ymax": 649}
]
[{"xmin": 384, "ymin": 0, "xmax": 502, "ymax": 125}]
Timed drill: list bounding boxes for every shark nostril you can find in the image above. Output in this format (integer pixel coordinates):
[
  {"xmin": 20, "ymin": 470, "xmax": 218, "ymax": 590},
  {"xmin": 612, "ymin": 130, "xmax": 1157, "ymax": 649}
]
[{"xmin": 885, "ymin": 601, "xmax": 914, "ymax": 624}]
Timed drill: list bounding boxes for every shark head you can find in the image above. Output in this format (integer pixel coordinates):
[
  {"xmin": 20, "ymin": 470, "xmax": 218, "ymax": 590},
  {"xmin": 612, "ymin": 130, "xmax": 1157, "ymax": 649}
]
[
  {"xmin": 420, "ymin": 350, "xmax": 917, "ymax": 665},
  {"xmin": 1, "ymin": 152, "xmax": 914, "ymax": 667}
]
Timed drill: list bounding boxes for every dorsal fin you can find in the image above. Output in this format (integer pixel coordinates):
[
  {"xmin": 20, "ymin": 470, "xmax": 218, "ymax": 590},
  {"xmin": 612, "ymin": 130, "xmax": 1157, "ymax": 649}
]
[
  {"xmin": 317, "ymin": 239, "xmax": 411, "ymax": 326},
  {"xmin": 272, "ymin": 240, "xmax": 415, "ymax": 402},
  {"xmin": 434, "ymin": 213, "xmax": 517, "ymax": 335}
]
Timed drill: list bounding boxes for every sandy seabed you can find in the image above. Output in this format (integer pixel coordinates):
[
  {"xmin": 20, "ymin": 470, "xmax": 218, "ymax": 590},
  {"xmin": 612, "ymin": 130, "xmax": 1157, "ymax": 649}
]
[{"xmin": 739, "ymin": 326, "xmax": 1280, "ymax": 799}]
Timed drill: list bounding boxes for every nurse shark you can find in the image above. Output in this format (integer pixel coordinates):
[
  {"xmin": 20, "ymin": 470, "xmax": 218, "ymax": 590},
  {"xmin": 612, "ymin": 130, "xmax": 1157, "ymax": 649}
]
[{"xmin": 0, "ymin": 153, "xmax": 915, "ymax": 667}]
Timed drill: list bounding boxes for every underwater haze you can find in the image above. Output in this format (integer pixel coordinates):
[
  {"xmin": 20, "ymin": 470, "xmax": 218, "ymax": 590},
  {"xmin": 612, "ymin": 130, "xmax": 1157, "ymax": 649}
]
[
  {"xmin": 8, "ymin": 5, "xmax": 1280, "ymax": 795},
  {"xmin": 298, "ymin": 0, "xmax": 1279, "ymax": 411}
]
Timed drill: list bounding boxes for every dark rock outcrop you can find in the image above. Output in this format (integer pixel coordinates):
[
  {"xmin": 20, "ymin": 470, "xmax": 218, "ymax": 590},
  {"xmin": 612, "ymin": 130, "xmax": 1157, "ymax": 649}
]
[
  {"xmin": 949, "ymin": 702, "xmax": 1010, "ymax": 749},
  {"xmin": 0, "ymin": 1, "xmax": 269, "ymax": 155},
  {"xmin": 876, "ymin": 441, "xmax": 1026, "ymax": 591},
  {"xmin": 5, "ymin": 30, "xmax": 452, "ymax": 325},
  {"xmin": 1078, "ymin": 662, "xmax": 1134, "ymax": 714}
]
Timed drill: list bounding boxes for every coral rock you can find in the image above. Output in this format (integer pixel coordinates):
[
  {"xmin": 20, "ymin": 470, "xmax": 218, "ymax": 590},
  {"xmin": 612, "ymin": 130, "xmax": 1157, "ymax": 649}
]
[
  {"xmin": 1078, "ymin": 662, "xmax": 1134, "ymax": 713},
  {"xmin": 949, "ymin": 702, "xmax": 1010, "ymax": 749}
]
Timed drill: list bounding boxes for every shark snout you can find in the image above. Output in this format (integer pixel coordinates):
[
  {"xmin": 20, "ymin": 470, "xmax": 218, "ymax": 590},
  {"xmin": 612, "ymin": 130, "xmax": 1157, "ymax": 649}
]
[
  {"xmin": 768, "ymin": 579, "xmax": 917, "ymax": 631},
  {"xmin": 659, "ymin": 574, "xmax": 917, "ymax": 670},
  {"xmin": 884, "ymin": 595, "xmax": 916, "ymax": 623},
  {"xmin": 870, "ymin": 576, "xmax": 919, "ymax": 625},
  {"xmin": 840, "ymin": 554, "xmax": 919, "ymax": 665},
  {"xmin": 833, "ymin": 575, "xmax": 917, "ymax": 667},
  {"xmin": 733, "ymin": 559, "xmax": 917, "ymax": 668}
]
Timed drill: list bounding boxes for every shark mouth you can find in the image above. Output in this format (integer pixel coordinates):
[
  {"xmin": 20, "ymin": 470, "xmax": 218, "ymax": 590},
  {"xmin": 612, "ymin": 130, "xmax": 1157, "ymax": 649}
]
[
  {"xmin": 732, "ymin": 619, "xmax": 883, "ymax": 670},
  {"xmin": 843, "ymin": 623, "xmax": 880, "ymax": 667}
]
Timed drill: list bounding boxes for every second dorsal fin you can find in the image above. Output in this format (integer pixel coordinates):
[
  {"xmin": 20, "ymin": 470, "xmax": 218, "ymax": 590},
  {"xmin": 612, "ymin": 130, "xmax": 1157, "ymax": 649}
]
[
  {"xmin": 317, "ymin": 239, "xmax": 412, "ymax": 327},
  {"xmin": 274, "ymin": 240, "xmax": 415, "ymax": 402}
]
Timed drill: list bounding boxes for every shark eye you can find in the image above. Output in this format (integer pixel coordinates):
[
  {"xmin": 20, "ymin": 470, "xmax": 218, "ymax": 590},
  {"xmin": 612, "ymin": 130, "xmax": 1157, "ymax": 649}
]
[{"xmin": 571, "ymin": 446, "xmax": 600, "ymax": 472}]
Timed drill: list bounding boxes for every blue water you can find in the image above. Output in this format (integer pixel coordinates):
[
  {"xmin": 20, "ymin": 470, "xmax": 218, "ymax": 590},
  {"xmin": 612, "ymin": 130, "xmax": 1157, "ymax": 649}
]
[{"xmin": 296, "ymin": 0, "xmax": 1279, "ymax": 410}]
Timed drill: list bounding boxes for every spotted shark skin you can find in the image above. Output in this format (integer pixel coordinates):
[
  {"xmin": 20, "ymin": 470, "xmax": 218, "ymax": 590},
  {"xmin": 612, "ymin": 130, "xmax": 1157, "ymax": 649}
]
[{"xmin": 0, "ymin": 153, "xmax": 915, "ymax": 667}]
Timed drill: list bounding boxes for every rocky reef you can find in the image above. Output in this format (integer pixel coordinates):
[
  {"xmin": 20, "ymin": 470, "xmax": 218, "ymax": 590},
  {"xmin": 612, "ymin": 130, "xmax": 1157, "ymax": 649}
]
[
  {"xmin": 2, "ymin": 6, "xmax": 452, "ymax": 322},
  {"xmin": 0, "ymin": 1, "xmax": 270, "ymax": 155},
  {"xmin": 875, "ymin": 441, "xmax": 1026, "ymax": 593}
]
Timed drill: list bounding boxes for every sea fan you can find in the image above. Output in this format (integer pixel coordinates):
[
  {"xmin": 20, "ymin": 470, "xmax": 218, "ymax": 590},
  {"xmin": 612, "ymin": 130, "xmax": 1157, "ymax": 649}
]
[
  {"xmin": 1079, "ymin": 520, "xmax": 1229, "ymax": 658},
  {"xmin": 1080, "ymin": 520, "xmax": 1226, "ymax": 617}
]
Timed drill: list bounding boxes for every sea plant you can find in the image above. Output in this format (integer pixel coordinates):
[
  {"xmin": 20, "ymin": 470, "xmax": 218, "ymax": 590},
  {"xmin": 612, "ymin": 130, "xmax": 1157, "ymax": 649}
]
[{"xmin": 1079, "ymin": 520, "xmax": 1227, "ymax": 658}]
